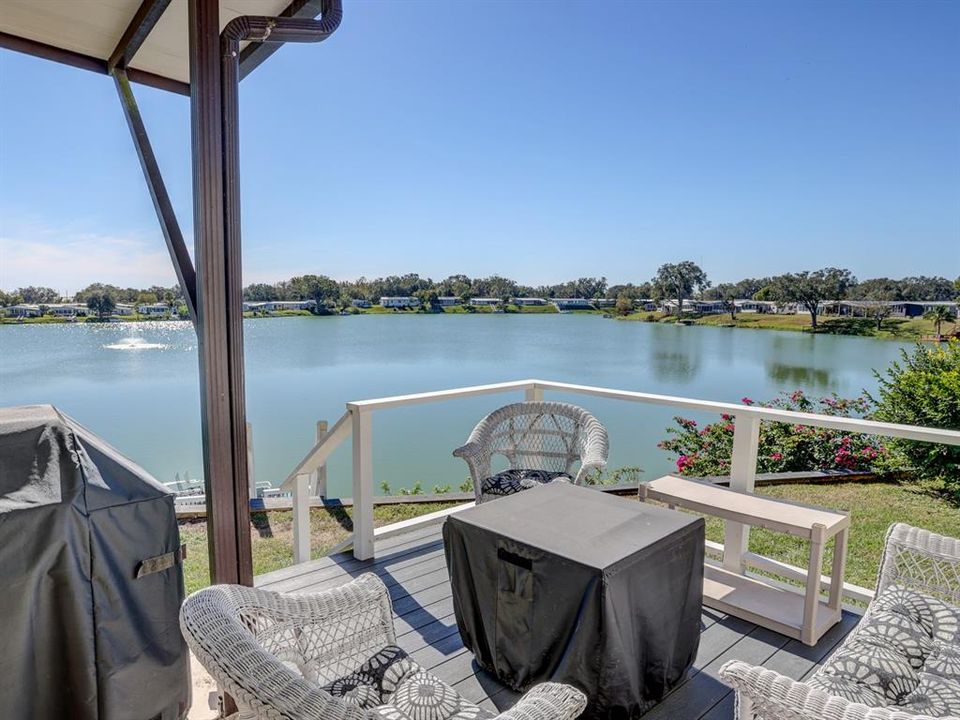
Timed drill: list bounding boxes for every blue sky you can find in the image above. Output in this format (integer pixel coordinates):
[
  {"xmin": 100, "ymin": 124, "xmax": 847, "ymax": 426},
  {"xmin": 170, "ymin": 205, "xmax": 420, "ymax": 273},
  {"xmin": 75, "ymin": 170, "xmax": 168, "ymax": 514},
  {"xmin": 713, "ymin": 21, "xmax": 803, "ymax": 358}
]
[{"xmin": 1, "ymin": 0, "xmax": 958, "ymax": 295}]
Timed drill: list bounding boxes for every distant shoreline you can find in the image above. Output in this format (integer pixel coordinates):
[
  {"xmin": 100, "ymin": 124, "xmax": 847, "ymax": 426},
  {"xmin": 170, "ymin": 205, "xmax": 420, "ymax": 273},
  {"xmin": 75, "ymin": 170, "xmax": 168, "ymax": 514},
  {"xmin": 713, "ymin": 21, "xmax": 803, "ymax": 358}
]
[{"xmin": 1, "ymin": 305, "xmax": 949, "ymax": 342}]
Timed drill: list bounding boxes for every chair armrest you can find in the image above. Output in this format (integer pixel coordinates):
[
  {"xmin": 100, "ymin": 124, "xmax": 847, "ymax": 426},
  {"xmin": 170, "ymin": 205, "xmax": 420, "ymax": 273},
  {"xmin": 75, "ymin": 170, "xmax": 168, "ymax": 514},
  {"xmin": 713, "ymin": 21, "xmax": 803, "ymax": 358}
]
[
  {"xmin": 452, "ymin": 441, "xmax": 482, "ymax": 461},
  {"xmin": 492, "ymin": 683, "xmax": 587, "ymax": 720},
  {"xmin": 719, "ymin": 661, "xmax": 953, "ymax": 720}
]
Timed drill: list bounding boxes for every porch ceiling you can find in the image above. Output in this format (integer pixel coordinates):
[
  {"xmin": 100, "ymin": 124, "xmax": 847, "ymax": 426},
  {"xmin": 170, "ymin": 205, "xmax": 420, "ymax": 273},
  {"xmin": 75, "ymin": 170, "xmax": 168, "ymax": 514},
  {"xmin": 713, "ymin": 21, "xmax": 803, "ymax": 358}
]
[{"xmin": 0, "ymin": 0, "xmax": 295, "ymax": 86}]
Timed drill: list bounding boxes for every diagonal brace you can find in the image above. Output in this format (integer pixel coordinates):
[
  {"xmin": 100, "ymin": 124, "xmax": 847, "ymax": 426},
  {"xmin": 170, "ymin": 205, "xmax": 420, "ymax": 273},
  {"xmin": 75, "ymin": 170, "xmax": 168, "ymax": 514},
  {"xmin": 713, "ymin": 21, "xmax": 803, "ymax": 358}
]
[{"xmin": 113, "ymin": 69, "xmax": 198, "ymax": 325}]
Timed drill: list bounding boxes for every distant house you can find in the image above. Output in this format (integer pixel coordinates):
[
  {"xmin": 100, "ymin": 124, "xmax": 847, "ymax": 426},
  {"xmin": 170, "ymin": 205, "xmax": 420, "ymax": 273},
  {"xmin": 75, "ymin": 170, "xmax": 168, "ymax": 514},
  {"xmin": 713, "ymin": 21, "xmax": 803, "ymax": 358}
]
[
  {"xmin": 436, "ymin": 297, "xmax": 460, "ymax": 307},
  {"xmin": 47, "ymin": 303, "xmax": 90, "ymax": 317},
  {"xmin": 5, "ymin": 304, "xmax": 41, "ymax": 318},
  {"xmin": 137, "ymin": 303, "xmax": 170, "ymax": 317},
  {"xmin": 513, "ymin": 297, "xmax": 546, "ymax": 306},
  {"xmin": 114, "ymin": 303, "xmax": 135, "ymax": 316},
  {"xmin": 245, "ymin": 300, "xmax": 316, "ymax": 312},
  {"xmin": 469, "ymin": 298, "xmax": 500, "ymax": 306},
  {"xmin": 553, "ymin": 298, "xmax": 593, "ymax": 310},
  {"xmin": 636, "ymin": 299, "xmax": 658, "ymax": 312},
  {"xmin": 350, "ymin": 299, "xmax": 372, "ymax": 308},
  {"xmin": 891, "ymin": 301, "xmax": 958, "ymax": 318},
  {"xmin": 594, "ymin": 299, "xmax": 617, "ymax": 308},
  {"xmin": 734, "ymin": 300, "xmax": 775, "ymax": 314},
  {"xmin": 380, "ymin": 296, "xmax": 420, "ymax": 309}
]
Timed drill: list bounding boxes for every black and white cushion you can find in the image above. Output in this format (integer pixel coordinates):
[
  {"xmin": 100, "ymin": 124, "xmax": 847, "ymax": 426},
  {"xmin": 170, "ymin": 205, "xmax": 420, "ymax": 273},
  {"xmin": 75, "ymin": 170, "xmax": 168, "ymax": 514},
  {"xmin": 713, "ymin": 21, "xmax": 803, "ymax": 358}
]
[
  {"xmin": 374, "ymin": 670, "xmax": 491, "ymax": 719},
  {"xmin": 479, "ymin": 469, "xmax": 572, "ymax": 502},
  {"xmin": 809, "ymin": 586, "xmax": 960, "ymax": 715},
  {"xmin": 320, "ymin": 645, "xmax": 418, "ymax": 708}
]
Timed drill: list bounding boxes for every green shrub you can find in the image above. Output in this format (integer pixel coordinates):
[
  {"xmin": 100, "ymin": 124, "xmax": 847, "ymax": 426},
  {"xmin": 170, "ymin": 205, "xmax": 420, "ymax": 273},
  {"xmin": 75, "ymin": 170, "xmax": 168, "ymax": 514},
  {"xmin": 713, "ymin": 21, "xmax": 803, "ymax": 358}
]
[
  {"xmin": 659, "ymin": 391, "xmax": 889, "ymax": 477},
  {"xmin": 870, "ymin": 340, "xmax": 960, "ymax": 497}
]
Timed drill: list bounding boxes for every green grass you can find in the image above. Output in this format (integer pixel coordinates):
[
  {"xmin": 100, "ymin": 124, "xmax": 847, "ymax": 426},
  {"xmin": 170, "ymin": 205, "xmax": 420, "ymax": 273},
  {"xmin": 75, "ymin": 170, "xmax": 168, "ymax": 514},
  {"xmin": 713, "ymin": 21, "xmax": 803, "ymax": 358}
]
[
  {"xmin": 179, "ymin": 502, "xmax": 459, "ymax": 594},
  {"xmin": 696, "ymin": 481, "xmax": 960, "ymax": 590},
  {"xmin": 179, "ymin": 481, "xmax": 960, "ymax": 596}
]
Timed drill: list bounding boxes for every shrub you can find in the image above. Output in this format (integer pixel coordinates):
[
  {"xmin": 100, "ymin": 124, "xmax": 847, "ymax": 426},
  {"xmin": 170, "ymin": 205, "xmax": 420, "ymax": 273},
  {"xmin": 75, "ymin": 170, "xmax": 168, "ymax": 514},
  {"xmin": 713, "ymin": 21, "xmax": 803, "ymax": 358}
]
[
  {"xmin": 659, "ymin": 390, "xmax": 889, "ymax": 477},
  {"xmin": 870, "ymin": 341, "xmax": 960, "ymax": 498}
]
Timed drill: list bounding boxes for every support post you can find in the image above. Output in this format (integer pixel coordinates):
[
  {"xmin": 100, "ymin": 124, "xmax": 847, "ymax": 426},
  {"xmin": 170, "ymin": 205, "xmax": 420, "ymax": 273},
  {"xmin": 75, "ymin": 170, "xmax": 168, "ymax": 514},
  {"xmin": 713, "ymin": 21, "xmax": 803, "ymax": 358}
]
[
  {"xmin": 351, "ymin": 409, "xmax": 375, "ymax": 560},
  {"xmin": 723, "ymin": 413, "xmax": 761, "ymax": 573},
  {"xmin": 292, "ymin": 473, "xmax": 311, "ymax": 564},
  {"xmin": 189, "ymin": 0, "xmax": 253, "ymax": 587},
  {"xmin": 312, "ymin": 420, "xmax": 329, "ymax": 498},
  {"xmin": 113, "ymin": 69, "xmax": 197, "ymax": 324},
  {"xmin": 525, "ymin": 385, "xmax": 544, "ymax": 402},
  {"xmin": 803, "ymin": 523, "xmax": 827, "ymax": 645},
  {"xmin": 246, "ymin": 422, "xmax": 256, "ymax": 499}
]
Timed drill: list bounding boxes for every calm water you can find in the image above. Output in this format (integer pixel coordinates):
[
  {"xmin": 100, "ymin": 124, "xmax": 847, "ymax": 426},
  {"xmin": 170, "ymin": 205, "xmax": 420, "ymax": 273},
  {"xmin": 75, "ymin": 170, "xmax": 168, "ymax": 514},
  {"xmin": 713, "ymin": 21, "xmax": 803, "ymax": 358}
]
[{"xmin": 0, "ymin": 315, "xmax": 910, "ymax": 496}]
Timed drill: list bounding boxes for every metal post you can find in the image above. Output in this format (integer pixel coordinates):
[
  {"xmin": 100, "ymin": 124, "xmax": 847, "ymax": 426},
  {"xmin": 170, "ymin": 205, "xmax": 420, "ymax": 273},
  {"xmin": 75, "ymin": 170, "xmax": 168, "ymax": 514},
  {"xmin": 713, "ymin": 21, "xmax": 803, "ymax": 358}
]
[
  {"xmin": 723, "ymin": 414, "xmax": 761, "ymax": 573},
  {"xmin": 351, "ymin": 408, "xmax": 375, "ymax": 560},
  {"xmin": 312, "ymin": 420, "xmax": 329, "ymax": 498},
  {"xmin": 246, "ymin": 422, "xmax": 256, "ymax": 500},
  {"xmin": 525, "ymin": 385, "xmax": 544, "ymax": 401},
  {"xmin": 189, "ymin": 0, "xmax": 253, "ymax": 586}
]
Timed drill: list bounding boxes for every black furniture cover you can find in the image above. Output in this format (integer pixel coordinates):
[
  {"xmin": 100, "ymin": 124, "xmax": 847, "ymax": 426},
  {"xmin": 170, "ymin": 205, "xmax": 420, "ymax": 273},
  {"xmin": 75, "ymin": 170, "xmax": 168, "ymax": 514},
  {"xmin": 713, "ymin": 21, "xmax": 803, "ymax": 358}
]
[
  {"xmin": 444, "ymin": 482, "xmax": 704, "ymax": 719},
  {"xmin": 0, "ymin": 405, "xmax": 190, "ymax": 720}
]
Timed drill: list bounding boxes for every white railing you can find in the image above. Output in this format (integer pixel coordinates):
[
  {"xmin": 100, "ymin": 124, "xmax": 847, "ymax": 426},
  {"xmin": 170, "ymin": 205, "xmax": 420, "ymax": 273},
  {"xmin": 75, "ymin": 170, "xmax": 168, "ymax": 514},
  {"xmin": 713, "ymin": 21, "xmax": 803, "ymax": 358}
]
[{"xmin": 279, "ymin": 378, "xmax": 960, "ymax": 603}]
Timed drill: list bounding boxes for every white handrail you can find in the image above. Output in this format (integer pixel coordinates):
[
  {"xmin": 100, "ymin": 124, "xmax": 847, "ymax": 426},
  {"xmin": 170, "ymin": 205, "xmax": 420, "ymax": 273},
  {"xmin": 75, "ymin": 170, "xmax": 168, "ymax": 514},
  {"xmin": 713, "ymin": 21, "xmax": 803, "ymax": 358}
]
[
  {"xmin": 283, "ymin": 378, "xmax": 960, "ymax": 591},
  {"xmin": 280, "ymin": 411, "xmax": 352, "ymax": 490}
]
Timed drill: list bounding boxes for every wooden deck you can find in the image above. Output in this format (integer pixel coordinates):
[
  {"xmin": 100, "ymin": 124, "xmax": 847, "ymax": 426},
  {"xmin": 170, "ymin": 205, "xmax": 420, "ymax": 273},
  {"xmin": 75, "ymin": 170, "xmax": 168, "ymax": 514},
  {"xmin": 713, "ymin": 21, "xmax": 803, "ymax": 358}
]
[{"xmin": 255, "ymin": 524, "xmax": 860, "ymax": 720}]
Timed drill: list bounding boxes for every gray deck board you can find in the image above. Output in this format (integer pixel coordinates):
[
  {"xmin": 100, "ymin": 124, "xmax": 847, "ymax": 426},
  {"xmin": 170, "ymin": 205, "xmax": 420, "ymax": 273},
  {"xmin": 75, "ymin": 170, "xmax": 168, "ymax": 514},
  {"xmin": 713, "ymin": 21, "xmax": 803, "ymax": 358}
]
[{"xmin": 256, "ymin": 524, "xmax": 859, "ymax": 719}]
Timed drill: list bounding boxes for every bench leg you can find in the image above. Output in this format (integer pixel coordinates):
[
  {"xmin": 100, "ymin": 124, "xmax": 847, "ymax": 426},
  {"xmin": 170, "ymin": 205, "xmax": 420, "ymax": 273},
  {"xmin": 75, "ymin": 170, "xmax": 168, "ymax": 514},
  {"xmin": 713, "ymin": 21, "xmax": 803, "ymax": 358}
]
[
  {"xmin": 828, "ymin": 527, "xmax": 848, "ymax": 615},
  {"xmin": 802, "ymin": 524, "xmax": 827, "ymax": 645}
]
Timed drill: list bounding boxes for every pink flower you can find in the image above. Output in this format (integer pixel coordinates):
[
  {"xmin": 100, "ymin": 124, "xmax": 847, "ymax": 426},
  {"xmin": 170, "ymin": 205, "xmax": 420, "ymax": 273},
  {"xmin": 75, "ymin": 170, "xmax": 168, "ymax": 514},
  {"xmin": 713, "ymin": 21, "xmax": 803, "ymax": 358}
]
[
  {"xmin": 769, "ymin": 452, "xmax": 783, "ymax": 461},
  {"xmin": 790, "ymin": 390, "xmax": 804, "ymax": 402},
  {"xmin": 741, "ymin": 397, "xmax": 755, "ymax": 406},
  {"xmin": 724, "ymin": 423, "xmax": 735, "ymax": 432}
]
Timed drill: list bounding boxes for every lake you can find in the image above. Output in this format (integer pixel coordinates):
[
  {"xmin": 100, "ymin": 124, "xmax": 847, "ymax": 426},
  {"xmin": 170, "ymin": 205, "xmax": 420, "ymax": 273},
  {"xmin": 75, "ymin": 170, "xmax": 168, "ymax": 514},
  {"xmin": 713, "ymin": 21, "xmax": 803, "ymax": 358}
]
[{"xmin": 0, "ymin": 315, "xmax": 911, "ymax": 496}]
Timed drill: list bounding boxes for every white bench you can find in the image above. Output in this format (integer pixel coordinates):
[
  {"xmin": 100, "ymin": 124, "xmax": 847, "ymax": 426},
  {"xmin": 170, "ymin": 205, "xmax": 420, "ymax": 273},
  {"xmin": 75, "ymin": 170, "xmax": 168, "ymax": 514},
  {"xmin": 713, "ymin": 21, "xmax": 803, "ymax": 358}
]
[{"xmin": 640, "ymin": 475, "xmax": 850, "ymax": 646}]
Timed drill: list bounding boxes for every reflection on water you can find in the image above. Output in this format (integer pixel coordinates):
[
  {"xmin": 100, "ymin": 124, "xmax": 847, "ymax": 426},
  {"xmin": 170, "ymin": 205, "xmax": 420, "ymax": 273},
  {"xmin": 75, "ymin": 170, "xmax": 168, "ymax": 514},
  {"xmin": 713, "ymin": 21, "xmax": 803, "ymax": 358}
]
[
  {"xmin": 103, "ymin": 337, "xmax": 168, "ymax": 351},
  {"xmin": 0, "ymin": 316, "xmax": 911, "ymax": 493},
  {"xmin": 766, "ymin": 363, "xmax": 832, "ymax": 390}
]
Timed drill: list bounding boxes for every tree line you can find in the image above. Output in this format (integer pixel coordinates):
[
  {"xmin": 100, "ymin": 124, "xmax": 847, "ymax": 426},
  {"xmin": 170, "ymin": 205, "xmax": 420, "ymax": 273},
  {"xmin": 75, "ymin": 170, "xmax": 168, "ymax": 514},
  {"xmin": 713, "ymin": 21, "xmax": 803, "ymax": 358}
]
[{"xmin": 3, "ymin": 268, "xmax": 957, "ymax": 328}]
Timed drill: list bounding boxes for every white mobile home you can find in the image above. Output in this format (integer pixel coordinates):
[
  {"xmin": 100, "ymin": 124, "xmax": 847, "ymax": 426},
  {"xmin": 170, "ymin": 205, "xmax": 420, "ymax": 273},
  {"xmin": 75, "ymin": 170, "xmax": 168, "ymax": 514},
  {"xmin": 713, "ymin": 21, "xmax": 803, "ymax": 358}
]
[{"xmin": 379, "ymin": 296, "xmax": 420, "ymax": 309}]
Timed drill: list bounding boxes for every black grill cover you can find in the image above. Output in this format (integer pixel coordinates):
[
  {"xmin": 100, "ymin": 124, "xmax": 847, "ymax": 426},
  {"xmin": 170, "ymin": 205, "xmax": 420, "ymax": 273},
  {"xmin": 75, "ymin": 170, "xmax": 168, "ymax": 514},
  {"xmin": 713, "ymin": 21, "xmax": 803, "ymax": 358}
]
[
  {"xmin": 444, "ymin": 482, "xmax": 704, "ymax": 719},
  {"xmin": 0, "ymin": 405, "xmax": 190, "ymax": 719}
]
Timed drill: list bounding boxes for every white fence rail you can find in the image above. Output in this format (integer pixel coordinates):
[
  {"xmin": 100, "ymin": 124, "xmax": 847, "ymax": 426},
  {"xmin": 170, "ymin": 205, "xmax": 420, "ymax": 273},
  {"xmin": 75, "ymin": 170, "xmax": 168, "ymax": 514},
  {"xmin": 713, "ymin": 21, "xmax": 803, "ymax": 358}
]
[{"xmin": 279, "ymin": 378, "xmax": 960, "ymax": 603}]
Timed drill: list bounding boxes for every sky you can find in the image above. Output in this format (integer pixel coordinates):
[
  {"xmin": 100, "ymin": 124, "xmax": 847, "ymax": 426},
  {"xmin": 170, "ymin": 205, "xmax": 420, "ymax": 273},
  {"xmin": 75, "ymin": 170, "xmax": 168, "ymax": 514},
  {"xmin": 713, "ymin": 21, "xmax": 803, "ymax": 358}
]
[{"xmin": 0, "ymin": 0, "xmax": 958, "ymax": 295}]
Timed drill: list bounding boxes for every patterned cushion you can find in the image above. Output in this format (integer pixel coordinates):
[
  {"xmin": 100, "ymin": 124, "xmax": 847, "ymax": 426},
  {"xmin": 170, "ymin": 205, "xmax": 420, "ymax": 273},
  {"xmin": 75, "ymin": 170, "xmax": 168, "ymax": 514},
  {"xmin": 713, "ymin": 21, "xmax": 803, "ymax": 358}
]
[
  {"xmin": 819, "ymin": 640, "xmax": 919, "ymax": 703},
  {"xmin": 900, "ymin": 672, "xmax": 960, "ymax": 716},
  {"xmin": 320, "ymin": 645, "xmax": 419, "ymax": 708},
  {"xmin": 480, "ymin": 469, "xmax": 572, "ymax": 501},
  {"xmin": 927, "ymin": 643, "xmax": 960, "ymax": 683},
  {"xmin": 874, "ymin": 586, "xmax": 960, "ymax": 644},
  {"xmin": 810, "ymin": 586, "xmax": 960, "ymax": 715},
  {"xmin": 373, "ymin": 670, "xmax": 490, "ymax": 719}
]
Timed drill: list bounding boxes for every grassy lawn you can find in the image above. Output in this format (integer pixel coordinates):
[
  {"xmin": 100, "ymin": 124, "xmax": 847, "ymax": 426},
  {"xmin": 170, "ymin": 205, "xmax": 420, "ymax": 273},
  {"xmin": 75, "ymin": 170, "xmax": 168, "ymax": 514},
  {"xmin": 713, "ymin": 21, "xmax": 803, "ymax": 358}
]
[
  {"xmin": 698, "ymin": 481, "xmax": 960, "ymax": 591},
  {"xmin": 179, "ymin": 502, "xmax": 459, "ymax": 594},
  {"xmin": 687, "ymin": 313, "xmax": 941, "ymax": 340},
  {"xmin": 179, "ymin": 481, "xmax": 959, "ymax": 598}
]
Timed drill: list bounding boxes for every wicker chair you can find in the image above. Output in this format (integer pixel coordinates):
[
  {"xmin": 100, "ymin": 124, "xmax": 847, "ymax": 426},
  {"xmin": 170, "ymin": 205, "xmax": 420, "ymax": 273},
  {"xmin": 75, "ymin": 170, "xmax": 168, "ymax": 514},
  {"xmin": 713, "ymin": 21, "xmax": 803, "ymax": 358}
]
[
  {"xmin": 180, "ymin": 573, "xmax": 587, "ymax": 720},
  {"xmin": 720, "ymin": 523, "xmax": 960, "ymax": 720},
  {"xmin": 453, "ymin": 401, "xmax": 609, "ymax": 504}
]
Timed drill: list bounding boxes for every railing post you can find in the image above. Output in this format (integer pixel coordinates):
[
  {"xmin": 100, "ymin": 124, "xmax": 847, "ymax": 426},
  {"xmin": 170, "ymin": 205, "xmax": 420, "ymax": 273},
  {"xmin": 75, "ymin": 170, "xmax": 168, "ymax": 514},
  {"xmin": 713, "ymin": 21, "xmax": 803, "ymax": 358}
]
[
  {"xmin": 312, "ymin": 420, "xmax": 328, "ymax": 498},
  {"xmin": 246, "ymin": 422, "xmax": 256, "ymax": 500},
  {"xmin": 525, "ymin": 384, "xmax": 544, "ymax": 401},
  {"xmin": 723, "ymin": 413, "xmax": 761, "ymax": 574},
  {"xmin": 352, "ymin": 408, "xmax": 375, "ymax": 560},
  {"xmin": 292, "ymin": 472, "xmax": 311, "ymax": 564}
]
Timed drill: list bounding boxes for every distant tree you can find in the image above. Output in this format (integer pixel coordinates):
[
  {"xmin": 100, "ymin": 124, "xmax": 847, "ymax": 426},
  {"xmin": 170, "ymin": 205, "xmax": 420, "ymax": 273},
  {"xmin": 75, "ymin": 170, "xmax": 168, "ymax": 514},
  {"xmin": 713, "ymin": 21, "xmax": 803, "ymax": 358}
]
[
  {"xmin": 289, "ymin": 274, "xmax": 339, "ymax": 312},
  {"xmin": 16, "ymin": 286, "xmax": 60, "ymax": 304},
  {"xmin": 855, "ymin": 278, "xmax": 900, "ymax": 329},
  {"xmin": 767, "ymin": 268, "xmax": 856, "ymax": 330},
  {"xmin": 955, "ymin": 277, "xmax": 960, "ymax": 299},
  {"xmin": 614, "ymin": 294, "xmax": 634, "ymax": 316},
  {"xmin": 414, "ymin": 288, "xmax": 440, "ymax": 312},
  {"xmin": 243, "ymin": 283, "xmax": 276, "ymax": 301},
  {"xmin": 925, "ymin": 305, "xmax": 958, "ymax": 339},
  {"xmin": 86, "ymin": 293, "xmax": 116, "ymax": 320},
  {"xmin": 713, "ymin": 283, "xmax": 738, "ymax": 321},
  {"xmin": 136, "ymin": 291, "xmax": 158, "ymax": 304},
  {"xmin": 0, "ymin": 290, "xmax": 17, "ymax": 306},
  {"xmin": 607, "ymin": 282, "xmax": 652, "ymax": 300},
  {"xmin": 651, "ymin": 262, "xmax": 710, "ymax": 315},
  {"xmin": 898, "ymin": 276, "xmax": 956, "ymax": 302}
]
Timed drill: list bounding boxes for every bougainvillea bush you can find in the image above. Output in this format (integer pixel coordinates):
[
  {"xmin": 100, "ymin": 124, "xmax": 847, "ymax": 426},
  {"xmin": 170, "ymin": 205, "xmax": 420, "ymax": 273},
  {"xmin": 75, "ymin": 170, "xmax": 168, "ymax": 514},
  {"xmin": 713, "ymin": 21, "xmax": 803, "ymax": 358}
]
[{"xmin": 658, "ymin": 390, "xmax": 889, "ymax": 477}]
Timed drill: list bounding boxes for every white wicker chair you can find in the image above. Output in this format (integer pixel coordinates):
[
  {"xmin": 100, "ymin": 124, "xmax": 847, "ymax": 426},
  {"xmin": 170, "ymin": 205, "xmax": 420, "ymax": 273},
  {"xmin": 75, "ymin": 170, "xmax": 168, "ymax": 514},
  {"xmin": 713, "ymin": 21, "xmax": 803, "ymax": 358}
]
[
  {"xmin": 720, "ymin": 523, "xmax": 960, "ymax": 720},
  {"xmin": 453, "ymin": 401, "xmax": 608, "ymax": 504},
  {"xmin": 180, "ymin": 573, "xmax": 587, "ymax": 720}
]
